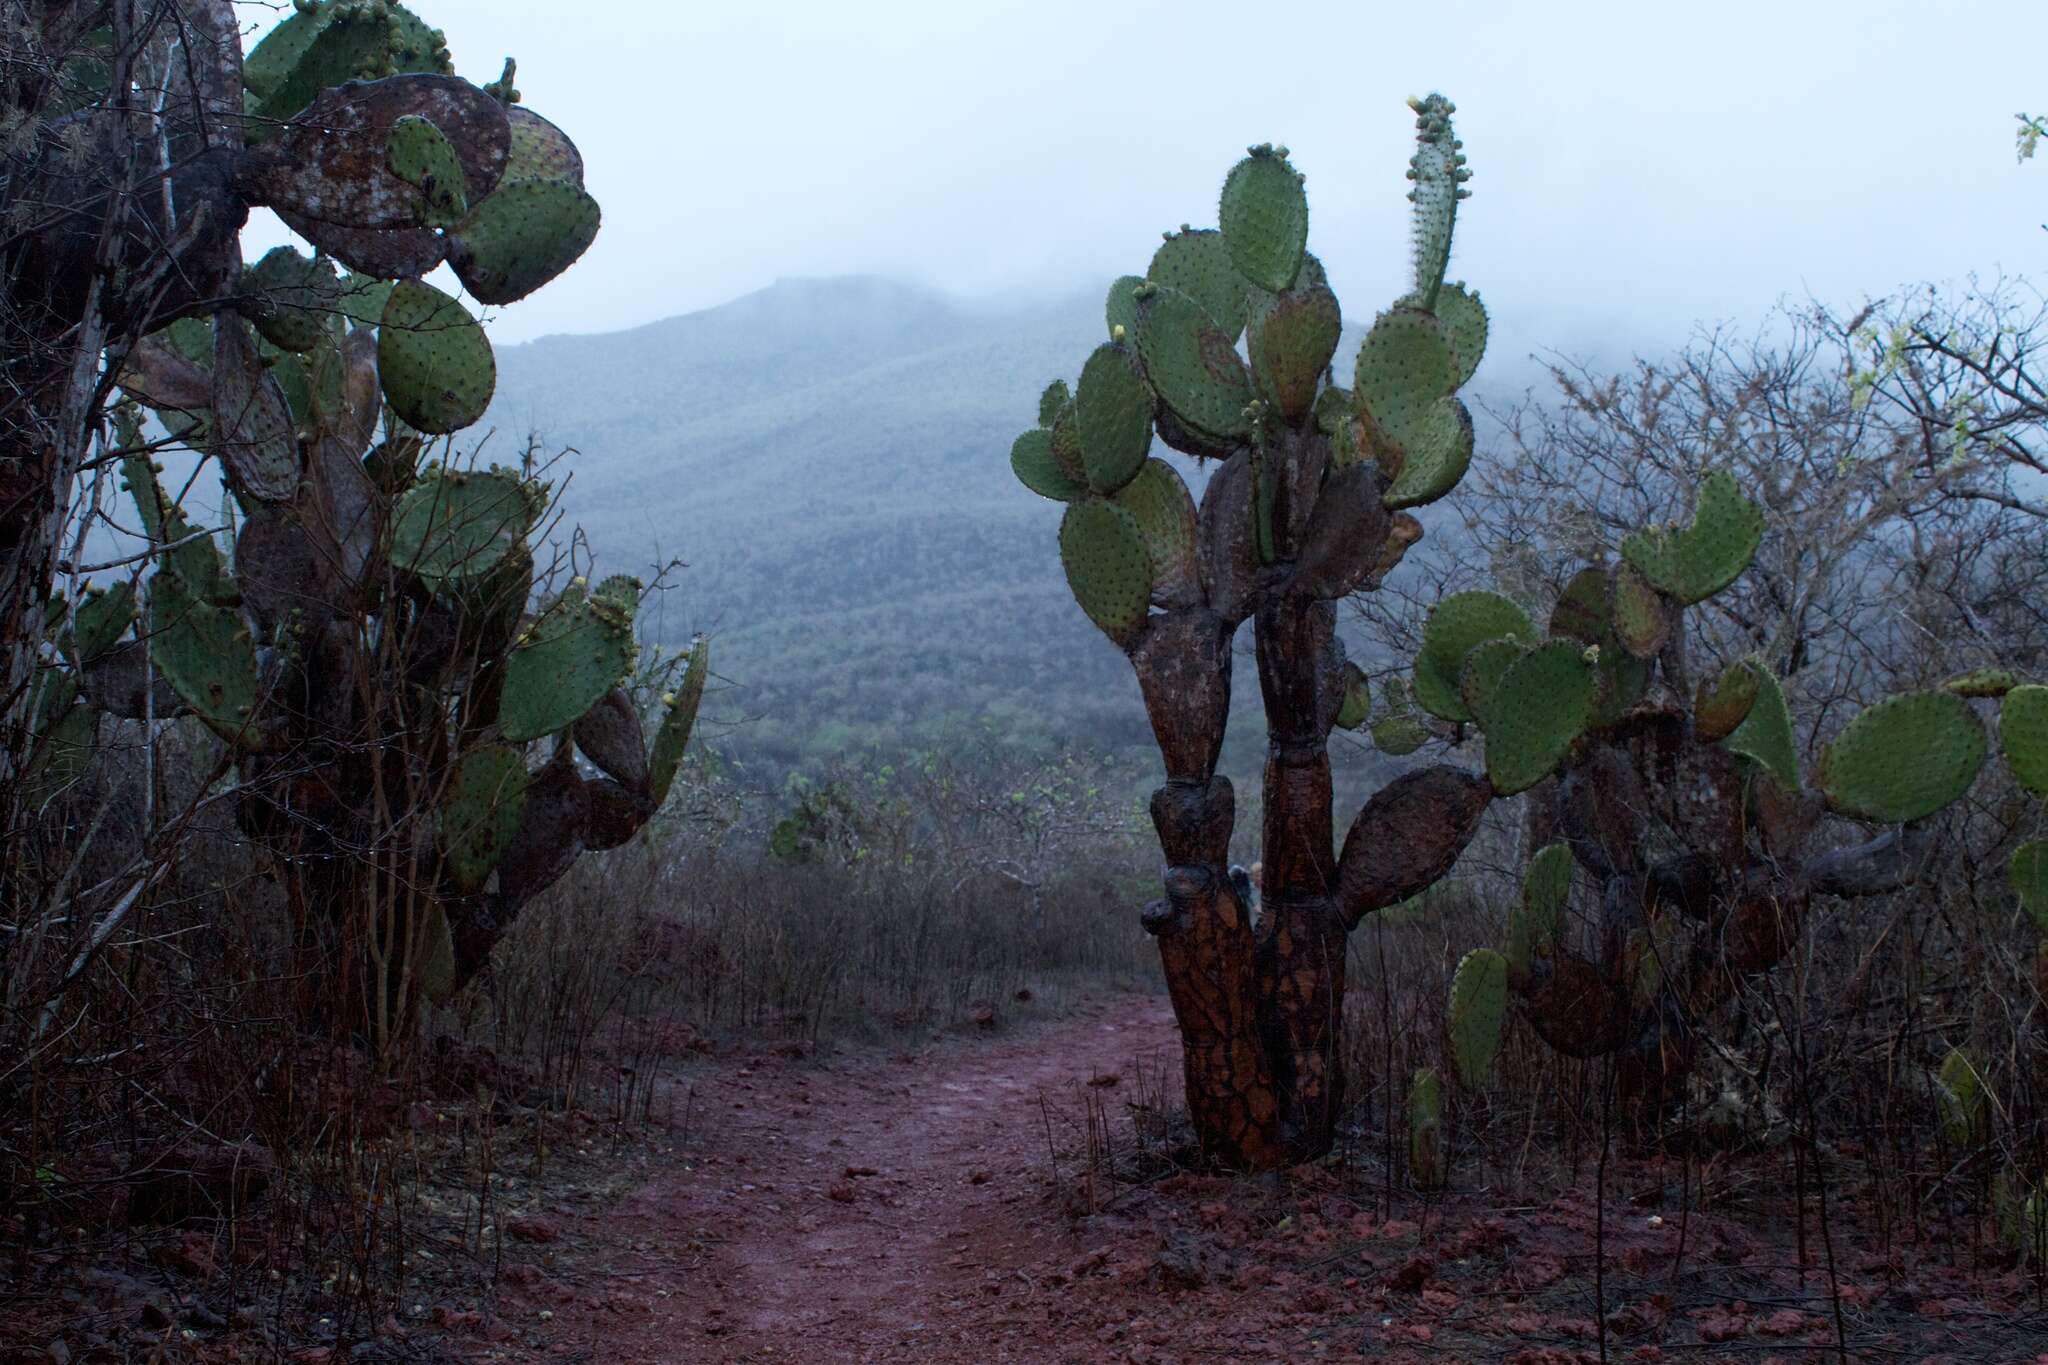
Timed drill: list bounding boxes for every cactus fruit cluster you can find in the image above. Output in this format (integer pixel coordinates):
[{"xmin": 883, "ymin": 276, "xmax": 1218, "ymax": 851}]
[
  {"xmin": 1010, "ymin": 97, "xmax": 1494, "ymax": 1168},
  {"xmin": 12, "ymin": 2, "xmax": 699, "ymax": 1042}
]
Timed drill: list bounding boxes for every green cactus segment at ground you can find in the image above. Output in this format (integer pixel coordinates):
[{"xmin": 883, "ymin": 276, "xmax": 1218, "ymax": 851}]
[
  {"xmin": 2011, "ymin": 841, "xmax": 2048, "ymax": 933},
  {"xmin": 1058, "ymin": 498, "xmax": 1153, "ymax": 647},
  {"xmin": 1408, "ymin": 1067, "xmax": 1445, "ymax": 1189},
  {"xmin": 1356, "ymin": 309, "xmax": 1474, "ymax": 510},
  {"xmin": 1105, "ymin": 276, "xmax": 1144, "ymax": 341},
  {"xmin": 1074, "ymin": 343, "xmax": 1154, "ymax": 495},
  {"xmin": 1219, "ymin": 146, "xmax": 1309, "ymax": 293},
  {"xmin": 1134, "ymin": 286, "xmax": 1255, "ymax": 442},
  {"xmin": 1371, "ymin": 677, "xmax": 1430, "ymax": 755},
  {"xmin": 1247, "ymin": 279, "xmax": 1342, "ymax": 426},
  {"xmin": 1010, "ymin": 428, "xmax": 1084, "ymax": 503},
  {"xmin": 649, "ymin": 636, "xmax": 710, "ymax": 808},
  {"xmin": 387, "ymin": 114, "xmax": 470, "ymax": 227},
  {"xmin": 439, "ymin": 743, "xmax": 530, "ymax": 894},
  {"xmin": 1720, "ymin": 660, "xmax": 1800, "ymax": 790},
  {"xmin": 1695, "ymin": 660, "xmax": 1762, "ymax": 743},
  {"xmin": 497, "ymin": 586, "xmax": 638, "ymax": 743},
  {"xmin": 1147, "ymin": 229, "xmax": 1250, "ymax": 342},
  {"xmin": 1945, "ymin": 668, "xmax": 2025, "ymax": 699},
  {"xmin": 1938, "ymin": 1048, "xmax": 1989, "ymax": 1148},
  {"xmin": 1413, "ymin": 589, "xmax": 1532, "ymax": 723},
  {"xmin": 148, "ymin": 568, "xmax": 261, "ymax": 747},
  {"xmin": 1818, "ymin": 691, "xmax": 1987, "ymax": 823},
  {"xmin": 2002, "ymin": 685, "xmax": 2048, "ymax": 796},
  {"xmin": 1507, "ymin": 843, "xmax": 1572, "ymax": 974},
  {"xmin": 243, "ymin": 247, "xmax": 342, "ymax": 355},
  {"xmin": 1039, "ymin": 380, "xmax": 1072, "ymax": 430},
  {"xmin": 1620, "ymin": 471, "xmax": 1764, "ymax": 606},
  {"xmin": 1405, "ymin": 94, "xmax": 1471, "ymax": 309},
  {"xmin": 1111, "ymin": 460, "xmax": 1199, "ymax": 607},
  {"xmin": 388, "ymin": 468, "xmax": 538, "ymax": 587},
  {"xmin": 68, "ymin": 583, "xmax": 136, "ymax": 664},
  {"xmin": 447, "ymin": 179, "xmax": 602, "ymax": 306},
  {"xmin": 1458, "ymin": 637, "xmax": 1525, "ymax": 730},
  {"xmin": 1482, "ymin": 641, "xmax": 1595, "ymax": 796},
  {"xmin": 1335, "ymin": 662, "xmax": 1372, "ymax": 731},
  {"xmin": 1447, "ymin": 947, "xmax": 1508, "ymax": 1087},
  {"xmin": 377, "ymin": 280, "xmax": 496, "ymax": 434}
]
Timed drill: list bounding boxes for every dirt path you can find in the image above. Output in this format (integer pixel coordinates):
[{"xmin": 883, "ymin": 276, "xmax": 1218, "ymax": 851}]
[{"xmin": 501, "ymin": 990, "xmax": 1180, "ymax": 1363}]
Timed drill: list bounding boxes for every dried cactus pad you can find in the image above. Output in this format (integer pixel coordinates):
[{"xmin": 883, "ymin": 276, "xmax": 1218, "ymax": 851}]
[
  {"xmin": 1620, "ymin": 471, "xmax": 1763, "ymax": 605},
  {"xmin": 1819, "ymin": 690, "xmax": 1986, "ymax": 823},
  {"xmin": 388, "ymin": 468, "xmax": 537, "ymax": 588},
  {"xmin": 378, "ymin": 280, "xmax": 495, "ymax": 434},
  {"xmin": 1720, "ymin": 660, "xmax": 1800, "ymax": 790},
  {"xmin": 1058, "ymin": 498, "xmax": 1153, "ymax": 648},
  {"xmin": 1448, "ymin": 947, "xmax": 1507, "ymax": 1087},
  {"xmin": 1483, "ymin": 640, "xmax": 1594, "ymax": 796},
  {"xmin": 210, "ymin": 318, "xmax": 302, "ymax": 504},
  {"xmin": 1135, "ymin": 286, "xmax": 1255, "ymax": 443},
  {"xmin": 1507, "ymin": 843, "xmax": 1571, "ymax": 974},
  {"xmin": 2011, "ymin": 840, "xmax": 2048, "ymax": 934},
  {"xmin": 1414, "ymin": 589, "xmax": 1532, "ymax": 722},
  {"xmin": 1147, "ymin": 228, "xmax": 1249, "ymax": 342},
  {"xmin": 1074, "ymin": 342, "xmax": 1153, "ymax": 495},
  {"xmin": 440, "ymin": 743, "xmax": 529, "ymax": 894},
  {"xmin": 649, "ymin": 635, "xmax": 709, "ymax": 807},
  {"xmin": 497, "ymin": 587, "xmax": 638, "ymax": 743},
  {"xmin": 447, "ymin": 179, "xmax": 602, "ymax": 306},
  {"xmin": 1694, "ymin": 660, "xmax": 1761, "ymax": 743},
  {"xmin": 2002, "ymin": 685, "xmax": 2048, "ymax": 796},
  {"xmin": 1219, "ymin": 147, "xmax": 1309, "ymax": 293}
]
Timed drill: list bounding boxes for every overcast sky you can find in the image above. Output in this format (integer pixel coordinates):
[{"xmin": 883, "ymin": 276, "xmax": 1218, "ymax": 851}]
[{"xmin": 247, "ymin": 0, "xmax": 2046, "ymax": 360}]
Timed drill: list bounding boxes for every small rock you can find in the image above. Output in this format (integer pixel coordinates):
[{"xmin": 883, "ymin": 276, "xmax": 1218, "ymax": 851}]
[{"xmin": 504, "ymin": 1215, "xmax": 558, "ymax": 1244}]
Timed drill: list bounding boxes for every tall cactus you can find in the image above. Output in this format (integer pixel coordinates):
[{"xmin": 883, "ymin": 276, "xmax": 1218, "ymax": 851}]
[
  {"xmin": 1, "ymin": 1, "xmax": 601, "ymax": 810},
  {"xmin": 11, "ymin": 2, "xmax": 701, "ymax": 1049},
  {"xmin": 1010, "ymin": 98, "xmax": 1495, "ymax": 1168}
]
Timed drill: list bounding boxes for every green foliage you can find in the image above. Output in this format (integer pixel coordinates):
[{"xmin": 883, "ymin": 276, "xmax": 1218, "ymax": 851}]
[{"xmin": 1447, "ymin": 948, "xmax": 1507, "ymax": 1087}]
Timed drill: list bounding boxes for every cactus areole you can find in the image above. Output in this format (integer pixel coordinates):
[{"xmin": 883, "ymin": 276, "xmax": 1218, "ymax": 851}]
[{"xmin": 1011, "ymin": 101, "xmax": 1493, "ymax": 1167}]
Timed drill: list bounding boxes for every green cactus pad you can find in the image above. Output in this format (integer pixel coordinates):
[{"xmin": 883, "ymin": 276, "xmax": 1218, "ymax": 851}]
[
  {"xmin": 389, "ymin": 468, "xmax": 538, "ymax": 587},
  {"xmin": 1720, "ymin": 660, "xmax": 1800, "ymax": 790},
  {"xmin": 1112, "ymin": 459, "xmax": 1199, "ymax": 608},
  {"xmin": 1147, "ymin": 229, "xmax": 1248, "ymax": 341},
  {"xmin": 148, "ymin": 569, "xmax": 261, "ymax": 747},
  {"xmin": 1945, "ymin": 668, "xmax": 2024, "ymax": 699},
  {"xmin": 1611, "ymin": 561, "xmax": 1671, "ymax": 658},
  {"xmin": 504, "ymin": 105, "xmax": 585, "ymax": 185},
  {"xmin": 1407, "ymin": 94, "xmax": 1469, "ymax": 307},
  {"xmin": 1075, "ymin": 343, "xmax": 1154, "ymax": 494},
  {"xmin": 1058, "ymin": 498, "xmax": 1153, "ymax": 648},
  {"xmin": 593, "ymin": 575, "xmax": 642, "ymax": 617},
  {"xmin": 1549, "ymin": 567, "xmax": 1610, "ymax": 645},
  {"xmin": 2010, "ymin": 840, "xmax": 2048, "ymax": 933},
  {"xmin": 1247, "ymin": 281, "xmax": 1341, "ymax": 425},
  {"xmin": 250, "ymin": 5, "xmax": 399, "ymax": 130},
  {"xmin": 1620, "ymin": 471, "xmax": 1764, "ymax": 605},
  {"xmin": 1038, "ymin": 379, "xmax": 1071, "ymax": 429},
  {"xmin": 211, "ymin": 318, "xmax": 303, "ymax": 504},
  {"xmin": 1105, "ymin": 276, "xmax": 1143, "ymax": 341},
  {"xmin": 1819, "ymin": 690, "xmax": 1986, "ymax": 823},
  {"xmin": 1134, "ymin": 286, "xmax": 1254, "ymax": 442},
  {"xmin": 448, "ymin": 179, "xmax": 602, "ymax": 306},
  {"xmin": 1335, "ymin": 662, "xmax": 1372, "ymax": 731},
  {"xmin": 378, "ymin": 280, "xmax": 495, "ymax": 434},
  {"xmin": 1507, "ymin": 843, "xmax": 1571, "ymax": 974},
  {"xmin": 1414, "ymin": 590, "xmax": 1533, "ymax": 723},
  {"xmin": 1447, "ymin": 947, "xmax": 1507, "ymax": 1087},
  {"xmin": 1937, "ymin": 1047, "xmax": 1988, "ymax": 1148},
  {"xmin": 1376, "ymin": 392, "xmax": 1471, "ymax": 510},
  {"xmin": 1484, "ymin": 641, "xmax": 1595, "ymax": 796},
  {"xmin": 242, "ymin": 246, "xmax": 341, "ymax": 355},
  {"xmin": 387, "ymin": 114, "xmax": 469, "ymax": 227},
  {"xmin": 336, "ymin": 272, "xmax": 397, "ymax": 331},
  {"xmin": 1432, "ymin": 282, "xmax": 1488, "ymax": 388},
  {"xmin": 1458, "ymin": 637, "xmax": 1526, "ymax": 730},
  {"xmin": 1011, "ymin": 428, "xmax": 1084, "ymax": 503},
  {"xmin": 417, "ymin": 902, "xmax": 458, "ymax": 1004},
  {"xmin": 1219, "ymin": 148, "xmax": 1308, "ymax": 292},
  {"xmin": 440, "ymin": 743, "xmax": 529, "ymax": 894},
  {"xmin": 1371, "ymin": 678, "xmax": 1430, "ymax": 755},
  {"xmin": 498, "ymin": 587, "xmax": 638, "ymax": 743},
  {"xmin": 68, "ymin": 582, "xmax": 135, "ymax": 663},
  {"xmin": 1356, "ymin": 309, "xmax": 1475, "ymax": 509},
  {"xmin": 1408, "ymin": 1067, "xmax": 1444, "ymax": 1189},
  {"xmin": 1695, "ymin": 661, "xmax": 1762, "ymax": 743},
  {"xmin": 1046, "ymin": 400, "xmax": 1088, "ymax": 485},
  {"xmin": 648, "ymin": 635, "xmax": 709, "ymax": 807},
  {"xmin": 2002, "ymin": 686, "xmax": 2048, "ymax": 796}
]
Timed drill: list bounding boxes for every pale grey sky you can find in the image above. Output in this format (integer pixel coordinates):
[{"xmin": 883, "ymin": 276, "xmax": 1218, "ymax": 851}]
[{"xmin": 246, "ymin": 0, "xmax": 2046, "ymax": 357}]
